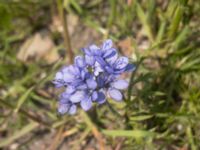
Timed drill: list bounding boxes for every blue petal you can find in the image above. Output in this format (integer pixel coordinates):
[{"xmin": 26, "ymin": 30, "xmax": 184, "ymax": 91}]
[
  {"xmin": 96, "ymin": 75, "xmax": 105, "ymax": 88},
  {"xmin": 125, "ymin": 63, "xmax": 136, "ymax": 72},
  {"xmin": 81, "ymin": 70, "xmax": 86, "ymax": 80},
  {"xmin": 61, "ymin": 66, "xmax": 69, "ymax": 73},
  {"xmin": 96, "ymin": 92, "xmax": 106, "ymax": 104},
  {"xmin": 102, "ymin": 39, "xmax": 113, "ymax": 50},
  {"xmin": 76, "ymin": 83, "xmax": 88, "ymax": 90},
  {"xmin": 95, "ymin": 56, "xmax": 107, "ymax": 66},
  {"xmin": 69, "ymin": 91, "xmax": 85, "ymax": 103},
  {"xmin": 94, "ymin": 62, "xmax": 103, "ymax": 76},
  {"xmin": 68, "ymin": 65, "xmax": 80, "ymax": 76},
  {"xmin": 80, "ymin": 97, "xmax": 92, "ymax": 111},
  {"xmin": 62, "ymin": 66, "xmax": 79, "ymax": 82},
  {"xmin": 85, "ymin": 55, "xmax": 95, "ymax": 65},
  {"xmin": 92, "ymin": 91, "xmax": 98, "ymax": 101},
  {"xmin": 106, "ymin": 75, "xmax": 116, "ymax": 83},
  {"xmin": 89, "ymin": 45, "xmax": 101, "ymax": 56},
  {"xmin": 68, "ymin": 104, "xmax": 77, "ymax": 115},
  {"xmin": 103, "ymin": 48, "xmax": 117, "ymax": 59},
  {"xmin": 85, "ymin": 72, "xmax": 92, "ymax": 79},
  {"xmin": 105, "ymin": 66, "xmax": 114, "ymax": 74},
  {"xmin": 114, "ymin": 57, "xmax": 129, "ymax": 70},
  {"xmin": 86, "ymin": 78, "xmax": 97, "ymax": 89},
  {"xmin": 71, "ymin": 79, "xmax": 83, "ymax": 86},
  {"xmin": 63, "ymin": 73, "xmax": 75, "ymax": 82},
  {"xmin": 60, "ymin": 92, "xmax": 71, "ymax": 99},
  {"xmin": 75, "ymin": 56, "xmax": 86, "ymax": 68},
  {"xmin": 59, "ymin": 97, "xmax": 70, "ymax": 104},
  {"xmin": 53, "ymin": 82, "xmax": 64, "ymax": 88},
  {"xmin": 106, "ymin": 52, "xmax": 118, "ymax": 65},
  {"xmin": 53, "ymin": 72, "xmax": 64, "ymax": 87},
  {"xmin": 89, "ymin": 44, "xmax": 99, "ymax": 50},
  {"xmin": 108, "ymin": 88, "xmax": 123, "ymax": 101},
  {"xmin": 58, "ymin": 103, "xmax": 70, "ymax": 114},
  {"xmin": 112, "ymin": 80, "xmax": 129, "ymax": 90},
  {"xmin": 82, "ymin": 48, "xmax": 92, "ymax": 56},
  {"xmin": 113, "ymin": 70, "xmax": 125, "ymax": 75},
  {"xmin": 65, "ymin": 86, "xmax": 75, "ymax": 94},
  {"xmin": 55, "ymin": 72, "xmax": 63, "ymax": 80}
]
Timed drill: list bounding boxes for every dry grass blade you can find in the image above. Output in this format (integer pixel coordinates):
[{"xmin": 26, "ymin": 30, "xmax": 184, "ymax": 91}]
[
  {"xmin": 57, "ymin": 0, "xmax": 74, "ymax": 63},
  {"xmin": 62, "ymin": 127, "xmax": 79, "ymax": 138},
  {"xmin": 47, "ymin": 125, "xmax": 64, "ymax": 150},
  {"xmin": 0, "ymin": 122, "xmax": 39, "ymax": 148},
  {"xmin": 81, "ymin": 111, "xmax": 105, "ymax": 150},
  {"xmin": 0, "ymin": 99, "xmax": 51, "ymax": 128}
]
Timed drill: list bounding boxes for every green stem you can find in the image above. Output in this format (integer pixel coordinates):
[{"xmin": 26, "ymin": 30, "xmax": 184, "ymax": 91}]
[
  {"xmin": 106, "ymin": 101, "xmax": 122, "ymax": 118},
  {"xmin": 127, "ymin": 59, "xmax": 143, "ymax": 102},
  {"xmin": 57, "ymin": 0, "xmax": 74, "ymax": 64}
]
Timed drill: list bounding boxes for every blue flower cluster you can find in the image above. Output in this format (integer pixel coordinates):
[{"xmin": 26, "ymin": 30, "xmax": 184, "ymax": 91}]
[{"xmin": 53, "ymin": 39, "xmax": 135, "ymax": 115}]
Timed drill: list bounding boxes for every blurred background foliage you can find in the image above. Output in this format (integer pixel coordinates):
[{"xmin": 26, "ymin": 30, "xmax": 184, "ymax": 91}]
[{"xmin": 0, "ymin": 0, "xmax": 200, "ymax": 149}]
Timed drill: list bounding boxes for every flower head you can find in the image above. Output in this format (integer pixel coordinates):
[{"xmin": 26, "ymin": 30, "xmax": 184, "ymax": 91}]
[{"xmin": 53, "ymin": 39, "xmax": 135, "ymax": 114}]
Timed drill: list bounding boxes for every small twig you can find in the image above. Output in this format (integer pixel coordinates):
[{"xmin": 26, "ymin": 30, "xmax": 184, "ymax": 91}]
[
  {"xmin": 57, "ymin": 0, "xmax": 74, "ymax": 63},
  {"xmin": 114, "ymin": 138, "xmax": 125, "ymax": 150},
  {"xmin": 71, "ymin": 128, "xmax": 90, "ymax": 149},
  {"xmin": 62, "ymin": 127, "xmax": 78, "ymax": 138},
  {"xmin": 48, "ymin": 125, "xmax": 64, "ymax": 150}
]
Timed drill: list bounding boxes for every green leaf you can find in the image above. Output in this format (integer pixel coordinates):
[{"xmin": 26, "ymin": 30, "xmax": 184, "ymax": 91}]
[
  {"xmin": 69, "ymin": 0, "xmax": 83, "ymax": 14},
  {"xmin": 136, "ymin": 2, "xmax": 154, "ymax": 42},
  {"xmin": 102, "ymin": 129, "xmax": 155, "ymax": 138},
  {"xmin": 130, "ymin": 115, "xmax": 153, "ymax": 121},
  {"xmin": 167, "ymin": 1, "xmax": 188, "ymax": 39},
  {"xmin": 107, "ymin": 0, "xmax": 117, "ymax": 27},
  {"xmin": 14, "ymin": 86, "xmax": 34, "ymax": 113},
  {"xmin": 155, "ymin": 21, "xmax": 166, "ymax": 43},
  {"xmin": 186, "ymin": 126, "xmax": 197, "ymax": 150},
  {"xmin": 0, "ymin": 3, "xmax": 12, "ymax": 30},
  {"xmin": 173, "ymin": 26, "xmax": 189, "ymax": 49}
]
